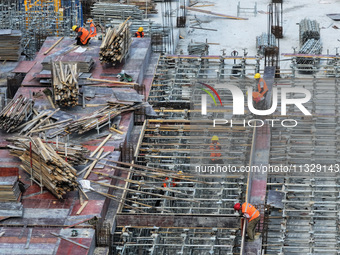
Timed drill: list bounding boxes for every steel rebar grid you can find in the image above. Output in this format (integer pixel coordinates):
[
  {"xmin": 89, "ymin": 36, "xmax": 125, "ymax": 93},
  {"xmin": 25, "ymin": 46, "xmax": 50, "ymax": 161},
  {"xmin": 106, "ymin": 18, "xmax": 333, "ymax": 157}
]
[
  {"xmin": 113, "ymin": 227, "xmax": 238, "ymax": 255},
  {"xmin": 264, "ymin": 76, "xmax": 340, "ymax": 254}
]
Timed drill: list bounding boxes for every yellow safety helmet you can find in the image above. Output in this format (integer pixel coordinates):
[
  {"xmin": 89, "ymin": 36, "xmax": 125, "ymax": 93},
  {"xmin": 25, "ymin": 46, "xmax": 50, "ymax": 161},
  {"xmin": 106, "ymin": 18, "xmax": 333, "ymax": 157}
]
[
  {"xmin": 138, "ymin": 27, "xmax": 143, "ymax": 32},
  {"xmin": 254, "ymin": 73, "xmax": 261, "ymax": 79},
  {"xmin": 72, "ymin": 25, "xmax": 78, "ymax": 31},
  {"xmin": 178, "ymin": 171, "xmax": 183, "ymax": 175},
  {"xmin": 212, "ymin": 135, "xmax": 219, "ymax": 141}
]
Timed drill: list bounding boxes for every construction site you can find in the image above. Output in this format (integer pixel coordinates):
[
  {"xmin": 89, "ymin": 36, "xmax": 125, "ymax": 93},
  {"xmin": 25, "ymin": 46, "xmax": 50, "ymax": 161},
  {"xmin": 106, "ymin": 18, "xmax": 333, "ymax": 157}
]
[{"xmin": 0, "ymin": 0, "xmax": 340, "ymax": 254}]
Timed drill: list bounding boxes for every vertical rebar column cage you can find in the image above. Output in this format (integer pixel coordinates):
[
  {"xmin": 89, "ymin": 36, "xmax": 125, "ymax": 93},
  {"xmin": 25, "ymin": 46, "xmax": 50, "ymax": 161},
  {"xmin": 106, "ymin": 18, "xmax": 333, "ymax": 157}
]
[{"xmin": 269, "ymin": 0, "xmax": 283, "ymax": 39}]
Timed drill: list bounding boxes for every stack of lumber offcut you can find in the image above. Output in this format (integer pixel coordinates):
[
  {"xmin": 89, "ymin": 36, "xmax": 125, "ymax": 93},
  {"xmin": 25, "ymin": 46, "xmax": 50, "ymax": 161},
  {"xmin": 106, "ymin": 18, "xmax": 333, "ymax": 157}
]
[
  {"xmin": 0, "ymin": 29, "xmax": 22, "ymax": 61},
  {"xmin": 52, "ymin": 61, "xmax": 79, "ymax": 107},
  {"xmin": 99, "ymin": 18, "xmax": 132, "ymax": 65},
  {"xmin": 0, "ymin": 95, "xmax": 34, "ymax": 133},
  {"xmin": 0, "ymin": 176, "xmax": 21, "ymax": 202},
  {"xmin": 65, "ymin": 102, "xmax": 143, "ymax": 134},
  {"xmin": 7, "ymin": 137, "xmax": 82, "ymax": 199}
]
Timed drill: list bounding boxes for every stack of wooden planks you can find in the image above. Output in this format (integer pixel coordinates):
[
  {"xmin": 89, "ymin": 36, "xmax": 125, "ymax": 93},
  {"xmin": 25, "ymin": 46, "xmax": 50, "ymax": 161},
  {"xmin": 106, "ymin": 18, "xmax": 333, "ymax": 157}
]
[
  {"xmin": 99, "ymin": 17, "xmax": 132, "ymax": 65},
  {"xmin": 65, "ymin": 102, "xmax": 143, "ymax": 134},
  {"xmin": 0, "ymin": 29, "xmax": 22, "ymax": 61},
  {"xmin": 0, "ymin": 95, "xmax": 34, "ymax": 133},
  {"xmin": 52, "ymin": 61, "xmax": 79, "ymax": 107},
  {"xmin": 0, "ymin": 176, "xmax": 21, "ymax": 202},
  {"xmin": 7, "ymin": 137, "xmax": 82, "ymax": 199},
  {"xmin": 42, "ymin": 56, "xmax": 95, "ymax": 73}
]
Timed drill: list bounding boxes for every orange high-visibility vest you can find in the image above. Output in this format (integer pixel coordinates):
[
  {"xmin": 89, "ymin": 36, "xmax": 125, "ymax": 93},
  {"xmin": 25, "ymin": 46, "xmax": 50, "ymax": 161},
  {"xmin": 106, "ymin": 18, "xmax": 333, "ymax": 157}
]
[
  {"xmin": 90, "ymin": 22, "xmax": 97, "ymax": 37},
  {"xmin": 210, "ymin": 142, "xmax": 222, "ymax": 161},
  {"xmin": 252, "ymin": 92, "xmax": 263, "ymax": 103},
  {"xmin": 257, "ymin": 78, "xmax": 268, "ymax": 97},
  {"xmin": 242, "ymin": 203, "xmax": 260, "ymax": 222},
  {"xmin": 78, "ymin": 27, "xmax": 90, "ymax": 45},
  {"xmin": 135, "ymin": 31, "xmax": 144, "ymax": 38},
  {"xmin": 163, "ymin": 177, "xmax": 177, "ymax": 188}
]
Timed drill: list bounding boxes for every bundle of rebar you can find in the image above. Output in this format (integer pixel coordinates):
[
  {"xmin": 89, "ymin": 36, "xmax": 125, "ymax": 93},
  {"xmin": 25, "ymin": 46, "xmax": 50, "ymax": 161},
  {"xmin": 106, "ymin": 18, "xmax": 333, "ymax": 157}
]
[
  {"xmin": 299, "ymin": 19, "xmax": 320, "ymax": 47},
  {"xmin": 65, "ymin": 102, "xmax": 143, "ymax": 134},
  {"xmin": 7, "ymin": 137, "xmax": 79, "ymax": 199},
  {"xmin": 256, "ymin": 33, "xmax": 276, "ymax": 55},
  {"xmin": 188, "ymin": 42, "xmax": 209, "ymax": 55},
  {"xmin": 91, "ymin": 3, "xmax": 143, "ymax": 25},
  {"xmin": 297, "ymin": 39, "xmax": 322, "ymax": 65},
  {"xmin": 99, "ymin": 18, "xmax": 132, "ymax": 65},
  {"xmin": 0, "ymin": 29, "xmax": 22, "ymax": 61},
  {"xmin": 0, "ymin": 95, "xmax": 34, "ymax": 133},
  {"xmin": 52, "ymin": 61, "xmax": 79, "ymax": 107}
]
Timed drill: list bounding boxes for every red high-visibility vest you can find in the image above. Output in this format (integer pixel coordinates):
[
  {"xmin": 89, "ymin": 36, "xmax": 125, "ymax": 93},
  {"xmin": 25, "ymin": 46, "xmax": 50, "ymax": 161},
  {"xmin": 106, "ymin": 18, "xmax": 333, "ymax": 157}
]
[{"xmin": 78, "ymin": 27, "xmax": 90, "ymax": 45}]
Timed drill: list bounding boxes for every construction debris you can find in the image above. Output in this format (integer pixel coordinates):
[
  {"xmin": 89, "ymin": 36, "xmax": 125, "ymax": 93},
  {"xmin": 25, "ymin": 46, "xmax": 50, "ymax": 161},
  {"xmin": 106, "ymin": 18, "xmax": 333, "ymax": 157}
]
[
  {"xmin": 52, "ymin": 61, "xmax": 79, "ymax": 107},
  {"xmin": 99, "ymin": 18, "xmax": 132, "ymax": 65},
  {"xmin": 0, "ymin": 176, "xmax": 21, "ymax": 202},
  {"xmin": 7, "ymin": 137, "xmax": 80, "ymax": 199},
  {"xmin": 188, "ymin": 42, "xmax": 209, "ymax": 55},
  {"xmin": 0, "ymin": 95, "xmax": 34, "ymax": 133},
  {"xmin": 65, "ymin": 102, "xmax": 144, "ymax": 134},
  {"xmin": 0, "ymin": 29, "xmax": 22, "ymax": 61}
]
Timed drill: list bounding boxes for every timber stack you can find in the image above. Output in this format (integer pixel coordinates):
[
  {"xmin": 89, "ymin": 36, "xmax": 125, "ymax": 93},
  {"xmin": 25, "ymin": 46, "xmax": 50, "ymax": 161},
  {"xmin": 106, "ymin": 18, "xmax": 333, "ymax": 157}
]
[
  {"xmin": 0, "ymin": 29, "xmax": 22, "ymax": 61},
  {"xmin": 0, "ymin": 95, "xmax": 34, "ymax": 133},
  {"xmin": 52, "ymin": 61, "xmax": 79, "ymax": 107},
  {"xmin": 99, "ymin": 17, "xmax": 132, "ymax": 65},
  {"xmin": 7, "ymin": 137, "xmax": 82, "ymax": 199},
  {"xmin": 65, "ymin": 102, "xmax": 143, "ymax": 134}
]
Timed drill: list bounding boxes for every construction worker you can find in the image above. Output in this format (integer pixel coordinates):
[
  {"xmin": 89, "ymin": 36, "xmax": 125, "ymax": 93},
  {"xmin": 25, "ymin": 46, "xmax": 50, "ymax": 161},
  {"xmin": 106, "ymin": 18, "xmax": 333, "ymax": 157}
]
[
  {"xmin": 135, "ymin": 27, "xmax": 144, "ymax": 38},
  {"xmin": 234, "ymin": 202, "xmax": 260, "ymax": 241},
  {"xmin": 209, "ymin": 136, "xmax": 223, "ymax": 164},
  {"xmin": 163, "ymin": 171, "xmax": 182, "ymax": 188},
  {"xmin": 88, "ymin": 19, "xmax": 97, "ymax": 37},
  {"xmin": 252, "ymin": 91, "xmax": 266, "ymax": 110},
  {"xmin": 254, "ymin": 73, "xmax": 268, "ymax": 98},
  {"xmin": 72, "ymin": 25, "xmax": 91, "ymax": 46}
]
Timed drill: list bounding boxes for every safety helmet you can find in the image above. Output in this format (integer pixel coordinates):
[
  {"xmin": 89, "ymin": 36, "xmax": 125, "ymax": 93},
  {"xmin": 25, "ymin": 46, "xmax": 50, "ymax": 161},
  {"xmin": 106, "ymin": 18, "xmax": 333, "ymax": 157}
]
[
  {"xmin": 212, "ymin": 135, "xmax": 219, "ymax": 141},
  {"xmin": 254, "ymin": 73, "xmax": 261, "ymax": 79},
  {"xmin": 234, "ymin": 203, "xmax": 241, "ymax": 210},
  {"xmin": 89, "ymin": 19, "xmax": 93, "ymax": 23},
  {"xmin": 72, "ymin": 25, "xmax": 78, "ymax": 31},
  {"xmin": 178, "ymin": 171, "xmax": 183, "ymax": 175},
  {"xmin": 138, "ymin": 27, "xmax": 143, "ymax": 32}
]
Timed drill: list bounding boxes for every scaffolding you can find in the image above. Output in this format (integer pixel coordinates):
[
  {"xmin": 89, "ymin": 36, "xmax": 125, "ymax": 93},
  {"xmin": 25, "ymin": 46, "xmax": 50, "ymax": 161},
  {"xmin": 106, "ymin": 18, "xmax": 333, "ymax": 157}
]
[
  {"xmin": 0, "ymin": 0, "xmax": 82, "ymax": 59},
  {"xmin": 264, "ymin": 76, "xmax": 340, "ymax": 254}
]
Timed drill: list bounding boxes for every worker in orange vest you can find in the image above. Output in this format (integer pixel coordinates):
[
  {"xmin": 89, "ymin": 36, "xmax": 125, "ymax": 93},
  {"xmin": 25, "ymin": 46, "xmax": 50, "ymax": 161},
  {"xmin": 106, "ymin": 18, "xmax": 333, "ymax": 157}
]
[
  {"xmin": 234, "ymin": 202, "xmax": 260, "ymax": 241},
  {"xmin": 88, "ymin": 19, "xmax": 97, "ymax": 37},
  {"xmin": 72, "ymin": 25, "xmax": 91, "ymax": 45},
  {"xmin": 135, "ymin": 27, "xmax": 145, "ymax": 38},
  {"xmin": 163, "ymin": 171, "xmax": 182, "ymax": 188},
  {"xmin": 253, "ymin": 73, "xmax": 268, "ymax": 110},
  {"xmin": 209, "ymin": 136, "xmax": 223, "ymax": 164}
]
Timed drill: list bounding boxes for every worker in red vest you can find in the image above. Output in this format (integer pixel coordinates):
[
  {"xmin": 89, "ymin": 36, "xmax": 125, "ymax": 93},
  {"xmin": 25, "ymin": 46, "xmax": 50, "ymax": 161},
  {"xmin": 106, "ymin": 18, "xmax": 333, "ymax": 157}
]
[
  {"xmin": 209, "ymin": 135, "xmax": 223, "ymax": 164},
  {"xmin": 72, "ymin": 25, "xmax": 91, "ymax": 45},
  {"xmin": 234, "ymin": 202, "xmax": 260, "ymax": 241},
  {"xmin": 88, "ymin": 19, "xmax": 97, "ymax": 37},
  {"xmin": 135, "ymin": 27, "xmax": 145, "ymax": 38}
]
